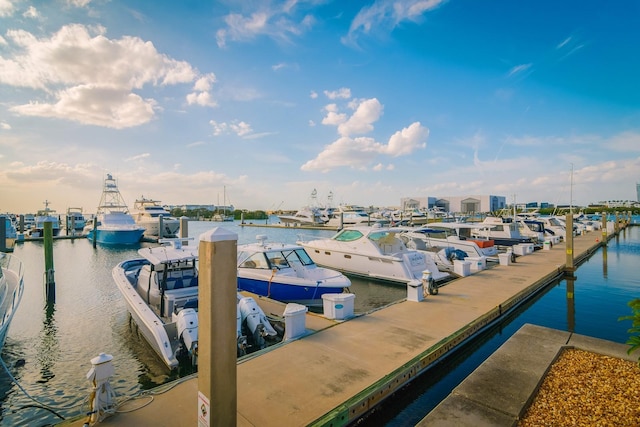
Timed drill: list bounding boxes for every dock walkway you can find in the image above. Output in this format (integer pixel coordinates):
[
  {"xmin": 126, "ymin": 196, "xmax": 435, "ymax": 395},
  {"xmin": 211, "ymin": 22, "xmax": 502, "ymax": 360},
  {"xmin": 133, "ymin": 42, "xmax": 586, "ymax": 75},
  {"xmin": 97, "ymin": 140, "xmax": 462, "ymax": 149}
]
[{"xmin": 60, "ymin": 230, "xmax": 608, "ymax": 427}]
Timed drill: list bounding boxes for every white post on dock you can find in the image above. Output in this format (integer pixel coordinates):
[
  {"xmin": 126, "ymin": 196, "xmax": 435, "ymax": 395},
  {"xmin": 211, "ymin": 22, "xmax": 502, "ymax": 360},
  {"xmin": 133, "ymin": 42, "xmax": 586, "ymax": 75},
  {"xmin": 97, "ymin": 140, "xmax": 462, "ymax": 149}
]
[
  {"xmin": 198, "ymin": 227, "xmax": 238, "ymax": 427},
  {"xmin": 179, "ymin": 216, "xmax": 189, "ymax": 245}
]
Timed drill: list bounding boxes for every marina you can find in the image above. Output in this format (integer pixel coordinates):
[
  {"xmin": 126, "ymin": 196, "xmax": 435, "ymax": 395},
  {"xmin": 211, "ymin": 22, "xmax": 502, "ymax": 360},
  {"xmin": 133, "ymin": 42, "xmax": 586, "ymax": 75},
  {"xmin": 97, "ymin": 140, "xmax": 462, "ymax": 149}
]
[{"xmin": 0, "ymin": 217, "xmax": 636, "ymax": 426}]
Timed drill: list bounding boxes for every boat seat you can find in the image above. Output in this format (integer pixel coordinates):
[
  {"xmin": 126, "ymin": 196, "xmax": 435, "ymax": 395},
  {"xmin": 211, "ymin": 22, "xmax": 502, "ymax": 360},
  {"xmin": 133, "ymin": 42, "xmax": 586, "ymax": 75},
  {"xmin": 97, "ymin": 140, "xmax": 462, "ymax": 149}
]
[
  {"xmin": 174, "ymin": 279, "xmax": 184, "ymax": 289},
  {"xmin": 241, "ymin": 260, "xmax": 256, "ymax": 268},
  {"xmin": 188, "ymin": 276, "xmax": 198, "ymax": 287}
]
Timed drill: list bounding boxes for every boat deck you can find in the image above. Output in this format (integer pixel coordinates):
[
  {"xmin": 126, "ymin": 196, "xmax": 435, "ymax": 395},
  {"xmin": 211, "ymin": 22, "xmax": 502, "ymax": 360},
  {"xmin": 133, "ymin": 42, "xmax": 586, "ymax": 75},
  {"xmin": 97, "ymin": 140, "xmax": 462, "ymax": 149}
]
[{"xmin": 59, "ymin": 229, "xmax": 608, "ymax": 427}]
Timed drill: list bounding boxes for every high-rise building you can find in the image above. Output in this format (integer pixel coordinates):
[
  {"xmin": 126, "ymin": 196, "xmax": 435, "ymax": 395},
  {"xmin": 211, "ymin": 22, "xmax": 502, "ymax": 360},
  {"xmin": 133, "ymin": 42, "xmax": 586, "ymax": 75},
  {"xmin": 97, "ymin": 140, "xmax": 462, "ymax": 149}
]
[{"xmin": 636, "ymin": 182, "xmax": 640, "ymax": 202}]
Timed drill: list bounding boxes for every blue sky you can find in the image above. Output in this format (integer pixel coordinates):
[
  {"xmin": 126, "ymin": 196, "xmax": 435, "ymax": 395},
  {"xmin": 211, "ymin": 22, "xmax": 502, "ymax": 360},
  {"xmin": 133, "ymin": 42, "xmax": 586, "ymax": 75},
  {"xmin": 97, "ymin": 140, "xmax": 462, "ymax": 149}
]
[{"xmin": 1, "ymin": 0, "xmax": 639, "ymax": 214}]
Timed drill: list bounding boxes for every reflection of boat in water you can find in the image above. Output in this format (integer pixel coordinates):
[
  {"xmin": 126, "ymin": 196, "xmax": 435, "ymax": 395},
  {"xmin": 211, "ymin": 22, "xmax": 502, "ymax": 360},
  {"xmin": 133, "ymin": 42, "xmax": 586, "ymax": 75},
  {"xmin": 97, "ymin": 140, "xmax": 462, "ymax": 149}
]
[
  {"xmin": 84, "ymin": 174, "xmax": 145, "ymax": 245},
  {"xmin": 237, "ymin": 235, "xmax": 351, "ymax": 307},
  {"xmin": 113, "ymin": 239, "xmax": 278, "ymax": 369},
  {"xmin": 131, "ymin": 197, "xmax": 180, "ymax": 237},
  {"xmin": 298, "ymin": 225, "xmax": 449, "ymax": 285},
  {"xmin": 0, "ymin": 252, "xmax": 25, "ymax": 350}
]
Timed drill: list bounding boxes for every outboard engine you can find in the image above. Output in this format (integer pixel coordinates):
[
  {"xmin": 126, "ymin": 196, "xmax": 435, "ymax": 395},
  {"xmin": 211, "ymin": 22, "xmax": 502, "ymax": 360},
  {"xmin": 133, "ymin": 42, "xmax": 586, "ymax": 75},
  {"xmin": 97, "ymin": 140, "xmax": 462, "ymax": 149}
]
[
  {"xmin": 238, "ymin": 296, "xmax": 277, "ymax": 351},
  {"xmin": 176, "ymin": 308, "xmax": 198, "ymax": 364}
]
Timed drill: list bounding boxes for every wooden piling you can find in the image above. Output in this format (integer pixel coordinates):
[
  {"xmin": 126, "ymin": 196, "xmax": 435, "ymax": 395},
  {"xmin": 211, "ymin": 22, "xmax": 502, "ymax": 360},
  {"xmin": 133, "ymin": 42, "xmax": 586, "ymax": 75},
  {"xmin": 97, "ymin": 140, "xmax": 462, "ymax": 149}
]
[
  {"xmin": 198, "ymin": 227, "xmax": 238, "ymax": 427},
  {"xmin": 565, "ymin": 214, "xmax": 574, "ymax": 272},
  {"xmin": 44, "ymin": 221, "xmax": 55, "ymax": 302},
  {"xmin": 601, "ymin": 213, "xmax": 607, "ymax": 245},
  {"xmin": 0, "ymin": 216, "xmax": 6, "ymax": 253},
  {"xmin": 92, "ymin": 217, "xmax": 97, "ymax": 248}
]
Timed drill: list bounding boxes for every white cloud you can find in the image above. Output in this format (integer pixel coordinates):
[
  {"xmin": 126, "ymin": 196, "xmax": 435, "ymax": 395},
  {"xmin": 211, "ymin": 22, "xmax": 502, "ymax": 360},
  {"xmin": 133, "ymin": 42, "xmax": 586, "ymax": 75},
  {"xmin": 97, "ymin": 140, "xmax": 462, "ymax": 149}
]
[
  {"xmin": 0, "ymin": 122, "xmax": 11, "ymax": 130},
  {"xmin": 210, "ymin": 120, "xmax": 253, "ymax": 137},
  {"xmin": 23, "ymin": 6, "xmax": 39, "ymax": 19},
  {"xmin": 0, "ymin": 24, "xmax": 200, "ymax": 127},
  {"xmin": 385, "ymin": 122, "xmax": 428, "ymax": 156},
  {"xmin": 0, "ymin": 0, "xmax": 16, "ymax": 17},
  {"xmin": 310, "ymin": 91, "xmax": 318, "ymax": 99},
  {"xmin": 508, "ymin": 63, "xmax": 532, "ymax": 77},
  {"xmin": 343, "ymin": 0, "xmax": 445, "ymax": 46},
  {"xmin": 337, "ymin": 98, "xmax": 383, "ymax": 136},
  {"xmin": 324, "ymin": 88, "xmax": 351, "ymax": 100},
  {"xmin": 216, "ymin": 5, "xmax": 315, "ymax": 48},
  {"xmin": 605, "ymin": 131, "xmax": 640, "ymax": 152},
  {"xmin": 125, "ymin": 153, "xmax": 151, "ymax": 162}
]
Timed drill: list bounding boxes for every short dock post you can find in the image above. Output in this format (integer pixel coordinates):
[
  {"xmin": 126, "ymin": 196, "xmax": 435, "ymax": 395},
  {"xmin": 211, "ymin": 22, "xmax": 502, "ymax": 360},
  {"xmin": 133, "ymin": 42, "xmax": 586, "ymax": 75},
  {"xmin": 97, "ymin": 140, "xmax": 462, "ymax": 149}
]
[
  {"xmin": 179, "ymin": 216, "xmax": 189, "ymax": 244},
  {"xmin": 565, "ymin": 214, "xmax": 574, "ymax": 272},
  {"xmin": 198, "ymin": 227, "xmax": 238, "ymax": 427},
  {"xmin": 601, "ymin": 213, "xmax": 607, "ymax": 245},
  {"xmin": 44, "ymin": 221, "xmax": 55, "ymax": 303},
  {"xmin": 0, "ymin": 215, "xmax": 6, "ymax": 253}
]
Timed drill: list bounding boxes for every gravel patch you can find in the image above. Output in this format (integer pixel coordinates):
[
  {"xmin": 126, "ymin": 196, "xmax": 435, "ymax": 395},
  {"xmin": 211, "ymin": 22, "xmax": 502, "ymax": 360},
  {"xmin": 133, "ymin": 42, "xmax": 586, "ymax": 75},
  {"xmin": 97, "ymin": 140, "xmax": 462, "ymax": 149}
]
[{"xmin": 518, "ymin": 348, "xmax": 640, "ymax": 426}]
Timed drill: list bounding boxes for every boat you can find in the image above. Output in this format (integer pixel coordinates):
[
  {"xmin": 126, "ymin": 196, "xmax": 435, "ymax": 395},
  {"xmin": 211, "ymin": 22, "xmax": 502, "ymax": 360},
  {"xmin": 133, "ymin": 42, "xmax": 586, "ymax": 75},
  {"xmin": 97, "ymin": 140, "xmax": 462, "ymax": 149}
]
[
  {"xmin": 65, "ymin": 207, "xmax": 86, "ymax": 232},
  {"xmin": 22, "ymin": 214, "xmax": 35, "ymax": 231},
  {"xmin": 400, "ymin": 223, "xmax": 499, "ymax": 263},
  {"xmin": 278, "ymin": 206, "xmax": 327, "ymax": 226},
  {"xmin": 28, "ymin": 200, "xmax": 61, "ymax": 237},
  {"xmin": 390, "ymin": 208, "xmax": 430, "ymax": 226},
  {"xmin": 237, "ymin": 235, "xmax": 352, "ymax": 307},
  {"xmin": 324, "ymin": 204, "xmax": 372, "ymax": 228},
  {"xmin": 0, "ymin": 252, "xmax": 25, "ymax": 350},
  {"xmin": 471, "ymin": 217, "xmax": 534, "ymax": 247},
  {"xmin": 297, "ymin": 225, "xmax": 450, "ymax": 285},
  {"xmin": 113, "ymin": 239, "xmax": 278, "ymax": 369},
  {"xmin": 213, "ymin": 186, "xmax": 234, "ymax": 222},
  {"xmin": 130, "ymin": 196, "xmax": 180, "ymax": 237},
  {"xmin": 84, "ymin": 174, "xmax": 145, "ymax": 245}
]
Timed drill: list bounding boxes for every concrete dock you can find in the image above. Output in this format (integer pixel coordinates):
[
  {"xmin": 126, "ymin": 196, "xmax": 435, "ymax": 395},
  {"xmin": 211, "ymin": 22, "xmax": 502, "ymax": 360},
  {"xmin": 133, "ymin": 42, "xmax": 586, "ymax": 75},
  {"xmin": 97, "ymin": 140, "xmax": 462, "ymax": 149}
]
[{"xmin": 59, "ymin": 226, "xmax": 618, "ymax": 427}]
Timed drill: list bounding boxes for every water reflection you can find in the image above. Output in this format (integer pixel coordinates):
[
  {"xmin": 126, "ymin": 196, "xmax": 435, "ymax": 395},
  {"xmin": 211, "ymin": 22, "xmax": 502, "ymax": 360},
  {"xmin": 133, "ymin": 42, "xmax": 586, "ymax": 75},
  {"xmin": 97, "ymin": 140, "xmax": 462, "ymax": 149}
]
[{"xmin": 37, "ymin": 303, "xmax": 57, "ymax": 384}]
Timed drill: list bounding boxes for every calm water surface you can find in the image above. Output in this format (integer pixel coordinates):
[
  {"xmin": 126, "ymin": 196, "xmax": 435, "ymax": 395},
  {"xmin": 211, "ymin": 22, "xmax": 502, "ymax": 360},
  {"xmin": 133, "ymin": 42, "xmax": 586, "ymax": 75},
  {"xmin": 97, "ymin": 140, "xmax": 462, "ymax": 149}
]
[{"xmin": 0, "ymin": 220, "xmax": 638, "ymax": 426}]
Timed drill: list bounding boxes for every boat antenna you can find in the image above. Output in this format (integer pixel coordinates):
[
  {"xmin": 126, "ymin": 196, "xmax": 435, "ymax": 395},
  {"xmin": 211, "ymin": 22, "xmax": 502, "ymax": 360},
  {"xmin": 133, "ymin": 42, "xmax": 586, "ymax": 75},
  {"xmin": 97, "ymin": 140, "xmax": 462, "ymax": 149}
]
[{"xmin": 570, "ymin": 163, "xmax": 574, "ymax": 215}]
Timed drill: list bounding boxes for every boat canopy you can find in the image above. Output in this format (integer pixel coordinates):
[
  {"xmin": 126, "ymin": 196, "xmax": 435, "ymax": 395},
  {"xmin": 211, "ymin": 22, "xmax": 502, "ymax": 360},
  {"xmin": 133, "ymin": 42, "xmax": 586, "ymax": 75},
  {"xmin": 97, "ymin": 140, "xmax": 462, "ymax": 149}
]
[{"xmin": 138, "ymin": 244, "xmax": 198, "ymax": 267}]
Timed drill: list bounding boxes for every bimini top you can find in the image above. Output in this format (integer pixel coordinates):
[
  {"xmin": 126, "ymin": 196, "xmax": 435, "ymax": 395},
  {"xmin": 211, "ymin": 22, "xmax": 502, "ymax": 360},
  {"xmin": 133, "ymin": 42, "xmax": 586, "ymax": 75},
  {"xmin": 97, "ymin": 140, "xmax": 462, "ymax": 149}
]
[{"xmin": 137, "ymin": 239, "xmax": 198, "ymax": 266}]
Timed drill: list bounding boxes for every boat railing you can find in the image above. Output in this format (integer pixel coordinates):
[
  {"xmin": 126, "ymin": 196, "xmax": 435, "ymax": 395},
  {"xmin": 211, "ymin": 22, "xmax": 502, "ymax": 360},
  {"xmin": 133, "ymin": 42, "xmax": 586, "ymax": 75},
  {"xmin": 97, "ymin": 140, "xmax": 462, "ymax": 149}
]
[{"xmin": 0, "ymin": 253, "xmax": 25, "ymax": 328}]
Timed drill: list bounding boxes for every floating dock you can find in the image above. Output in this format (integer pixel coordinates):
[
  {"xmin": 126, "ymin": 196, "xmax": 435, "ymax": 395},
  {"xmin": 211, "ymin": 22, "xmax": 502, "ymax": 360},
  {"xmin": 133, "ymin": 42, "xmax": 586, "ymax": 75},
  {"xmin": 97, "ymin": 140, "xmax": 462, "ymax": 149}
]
[{"xmin": 59, "ymin": 224, "xmax": 624, "ymax": 427}]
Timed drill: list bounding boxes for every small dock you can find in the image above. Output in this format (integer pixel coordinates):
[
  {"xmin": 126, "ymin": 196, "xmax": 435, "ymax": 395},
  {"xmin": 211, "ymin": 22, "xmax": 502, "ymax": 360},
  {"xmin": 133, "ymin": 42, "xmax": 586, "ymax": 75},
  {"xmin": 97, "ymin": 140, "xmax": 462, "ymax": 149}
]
[{"xmin": 59, "ymin": 225, "xmax": 623, "ymax": 427}]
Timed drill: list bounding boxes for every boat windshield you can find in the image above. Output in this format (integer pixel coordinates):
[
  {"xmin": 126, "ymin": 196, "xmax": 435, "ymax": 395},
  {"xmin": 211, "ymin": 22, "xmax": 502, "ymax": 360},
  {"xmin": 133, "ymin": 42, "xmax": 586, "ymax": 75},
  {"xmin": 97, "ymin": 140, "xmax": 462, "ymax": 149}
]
[
  {"xmin": 334, "ymin": 229, "xmax": 363, "ymax": 242},
  {"xmin": 284, "ymin": 248, "xmax": 315, "ymax": 266}
]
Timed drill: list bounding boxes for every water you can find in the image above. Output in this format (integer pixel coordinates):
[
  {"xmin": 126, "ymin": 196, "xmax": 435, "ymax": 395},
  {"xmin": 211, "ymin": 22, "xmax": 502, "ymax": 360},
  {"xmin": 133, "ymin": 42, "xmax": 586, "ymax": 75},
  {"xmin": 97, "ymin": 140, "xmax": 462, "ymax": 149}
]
[{"xmin": 0, "ymin": 220, "xmax": 638, "ymax": 426}]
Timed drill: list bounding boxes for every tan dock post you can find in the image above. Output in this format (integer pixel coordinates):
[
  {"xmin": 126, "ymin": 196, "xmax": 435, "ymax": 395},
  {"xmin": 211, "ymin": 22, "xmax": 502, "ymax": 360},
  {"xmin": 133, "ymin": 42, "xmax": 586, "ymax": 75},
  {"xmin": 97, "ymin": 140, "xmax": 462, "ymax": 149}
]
[
  {"xmin": 198, "ymin": 227, "xmax": 238, "ymax": 427},
  {"xmin": 601, "ymin": 213, "xmax": 607, "ymax": 245},
  {"xmin": 179, "ymin": 216, "xmax": 189, "ymax": 244},
  {"xmin": 614, "ymin": 212, "xmax": 619, "ymax": 235},
  {"xmin": 565, "ymin": 214, "xmax": 574, "ymax": 272}
]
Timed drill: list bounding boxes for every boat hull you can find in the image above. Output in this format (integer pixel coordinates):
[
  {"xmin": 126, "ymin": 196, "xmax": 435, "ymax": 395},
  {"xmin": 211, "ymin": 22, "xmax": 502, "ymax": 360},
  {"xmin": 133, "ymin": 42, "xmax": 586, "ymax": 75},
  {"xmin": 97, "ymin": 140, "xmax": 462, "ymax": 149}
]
[
  {"xmin": 237, "ymin": 275, "xmax": 347, "ymax": 307},
  {"xmin": 136, "ymin": 218, "xmax": 180, "ymax": 237},
  {"xmin": 86, "ymin": 228, "xmax": 144, "ymax": 245},
  {"xmin": 0, "ymin": 253, "xmax": 25, "ymax": 351}
]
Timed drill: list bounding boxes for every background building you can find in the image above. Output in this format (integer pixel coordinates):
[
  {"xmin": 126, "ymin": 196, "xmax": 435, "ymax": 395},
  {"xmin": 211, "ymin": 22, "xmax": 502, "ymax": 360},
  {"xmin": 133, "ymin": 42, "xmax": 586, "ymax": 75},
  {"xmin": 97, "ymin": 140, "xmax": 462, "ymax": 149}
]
[{"xmin": 401, "ymin": 195, "xmax": 506, "ymax": 214}]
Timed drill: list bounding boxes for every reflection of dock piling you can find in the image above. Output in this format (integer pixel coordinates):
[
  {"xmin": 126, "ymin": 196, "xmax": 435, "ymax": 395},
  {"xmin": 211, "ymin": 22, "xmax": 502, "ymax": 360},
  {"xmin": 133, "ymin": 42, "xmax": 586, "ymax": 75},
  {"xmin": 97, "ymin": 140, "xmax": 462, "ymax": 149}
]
[{"xmin": 44, "ymin": 221, "xmax": 56, "ymax": 302}]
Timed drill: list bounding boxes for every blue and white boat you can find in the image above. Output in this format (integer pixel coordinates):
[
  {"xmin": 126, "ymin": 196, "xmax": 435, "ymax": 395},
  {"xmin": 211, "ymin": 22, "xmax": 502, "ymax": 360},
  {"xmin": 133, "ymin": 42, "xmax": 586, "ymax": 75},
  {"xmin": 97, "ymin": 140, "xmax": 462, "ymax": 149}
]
[
  {"xmin": 0, "ymin": 252, "xmax": 24, "ymax": 350},
  {"xmin": 84, "ymin": 174, "xmax": 145, "ymax": 245},
  {"xmin": 237, "ymin": 235, "xmax": 351, "ymax": 307},
  {"xmin": 113, "ymin": 239, "xmax": 278, "ymax": 368},
  {"xmin": 28, "ymin": 200, "xmax": 61, "ymax": 237}
]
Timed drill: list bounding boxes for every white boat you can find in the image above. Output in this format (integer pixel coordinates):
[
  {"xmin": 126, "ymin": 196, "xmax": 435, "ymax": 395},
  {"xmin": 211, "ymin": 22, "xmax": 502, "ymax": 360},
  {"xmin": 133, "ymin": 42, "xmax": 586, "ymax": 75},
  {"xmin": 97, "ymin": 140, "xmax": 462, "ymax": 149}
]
[
  {"xmin": 390, "ymin": 208, "xmax": 430, "ymax": 226},
  {"xmin": 28, "ymin": 200, "xmax": 61, "ymax": 237},
  {"xmin": 237, "ymin": 235, "xmax": 351, "ymax": 307},
  {"xmin": 131, "ymin": 197, "xmax": 180, "ymax": 237},
  {"xmin": 65, "ymin": 207, "xmax": 86, "ymax": 231},
  {"xmin": 213, "ymin": 186, "xmax": 234, "ymax": 222},
  {"xmin": 278, "ymin": 206, "xmax": 327, "ymax": 226},
  {"xmin": 400, "ymin": 223, "xmax": 499, "ymax": 263},
  {"xmin": 0, "ymin": 252, "xmax": 25, "ymax": 350},
  {"xmin": 113, "ymin": 239, "xmax": 278, "ymax": 369},
  {"xmin": 84, "ymin": 174, "xmax": 145, "ymax": 245},
  {"xmin": 325, "ymin": 204, "xmax": 372, "ymax": 228},
  {"xmin": 22, "ymin": 214, "xmax": 35, "ymax": 231},
  {"xmin": 472, "ymin": 217, "xmax": 534, "ymax": 247},
  {"xmin": 298, "ymin": 225, "xmax": 449, "ymax": 285}
]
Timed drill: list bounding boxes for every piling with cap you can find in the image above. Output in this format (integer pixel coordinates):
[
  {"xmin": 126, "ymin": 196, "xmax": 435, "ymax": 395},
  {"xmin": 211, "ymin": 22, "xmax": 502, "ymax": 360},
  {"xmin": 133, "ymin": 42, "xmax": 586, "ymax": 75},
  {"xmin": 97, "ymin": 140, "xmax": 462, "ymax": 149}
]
[
  {"xmin": 565, "ymin": 213, "xmax": 575, "ymax": 272},
  {"xmin": 44, "ymin": 221, "xmax": 55, "ymax": 302},
  {"xmin": 0, "ymin": 216, "xmax": 6, "ymax": 253},
  {"xmin": 198, "ymin": 227, "xmax": 238, "ymax": 427}
]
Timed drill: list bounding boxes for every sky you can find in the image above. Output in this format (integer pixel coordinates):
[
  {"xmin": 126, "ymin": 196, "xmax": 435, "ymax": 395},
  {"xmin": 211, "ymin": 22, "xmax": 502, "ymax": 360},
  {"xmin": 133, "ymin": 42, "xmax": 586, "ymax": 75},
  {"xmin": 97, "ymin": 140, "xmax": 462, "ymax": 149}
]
[{"xmin": 1, "ymin": 0, "xmax": 639, "ymax": 215}]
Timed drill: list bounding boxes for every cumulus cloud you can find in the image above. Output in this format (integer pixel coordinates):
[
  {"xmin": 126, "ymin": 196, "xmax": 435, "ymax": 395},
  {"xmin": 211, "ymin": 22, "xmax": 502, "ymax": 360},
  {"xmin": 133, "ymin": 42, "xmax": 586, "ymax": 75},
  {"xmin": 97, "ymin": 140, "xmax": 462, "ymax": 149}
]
[
  {"xmin": 0, "ymin": 0, "xmax": 16, "ymax": 17},
  {"xmin": 0, "ymin": 122, "xmax": 11, "ymax": 130},
  {"xmin": 337, "ymin": 98, "xmax": 383, "ymax": 136},
  {"xmin": 0, "ymin": 24, "xmax": 206, "ymax": 128},
  {"xmin": 210, "ymin": 120, "xmax": 253, "ymax": 137},
  {"xmin": 324, "ymin": 88, "xmax": 351, "ymax": 99},
  {"xmin": 302, "ymin": 122, "xmax": 428, "ymax": 172}
]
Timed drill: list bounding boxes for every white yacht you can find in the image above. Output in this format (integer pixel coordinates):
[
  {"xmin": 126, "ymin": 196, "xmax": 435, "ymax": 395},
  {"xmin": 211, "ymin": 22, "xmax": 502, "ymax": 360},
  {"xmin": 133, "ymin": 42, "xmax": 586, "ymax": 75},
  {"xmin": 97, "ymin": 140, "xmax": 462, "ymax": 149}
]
[
  {"xmin": 0, "ymin": 252, "xmax": 24, "ymax": 350},
  {"xmin": 131, "ymin": 197, "xmax": 180, "ymax": 238},
  {"xmin": 65, "ymin": 207, "xmax": 86, "ymax": 232},
  {"xmin": 29, "ymin": 200, "xmax": 61, "ymax": 237},
  {"xmin": 278, "ymin": 206, "xmax": 327, "ymax": 226},
  {"xmin": 298, "ymin": 225, "xmax": 449, "ymax": 285},
  {"xmin": 325, "ymin": 204, "xmax": 372, "ymax": 228}
]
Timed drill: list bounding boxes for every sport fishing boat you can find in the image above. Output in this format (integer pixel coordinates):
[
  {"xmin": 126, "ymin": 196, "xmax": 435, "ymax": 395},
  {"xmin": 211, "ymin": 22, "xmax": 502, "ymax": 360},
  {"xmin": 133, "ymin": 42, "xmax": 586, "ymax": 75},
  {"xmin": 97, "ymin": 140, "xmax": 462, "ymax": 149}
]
[
  {"xmin": 0, "ymin": 252, "xmax": 25, "ymax": 350},
  {"xmin": 298, "ymin": 225, "xmax": 449, "ymax": 286},
  {"xmin": 28, "ymin": 200, "xmax": 61, "ymax": 237},
  {"xmin": 65, "ymin": 207, "xmax": 86, "ymax": 232},
  {"xmin": 237, "ymin": 235, "xmax": 351, "ymax": 307},
  {"xmin": 130, "ymin": 196, "xmax": 180, "ymax": 238},
  {"xmin": 113, "ymin": 239, "xmax": 278, "ymax": 369},
  {"xmin": 84, "ymin": 174, "xmax": 145, "ymax": 245}
]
